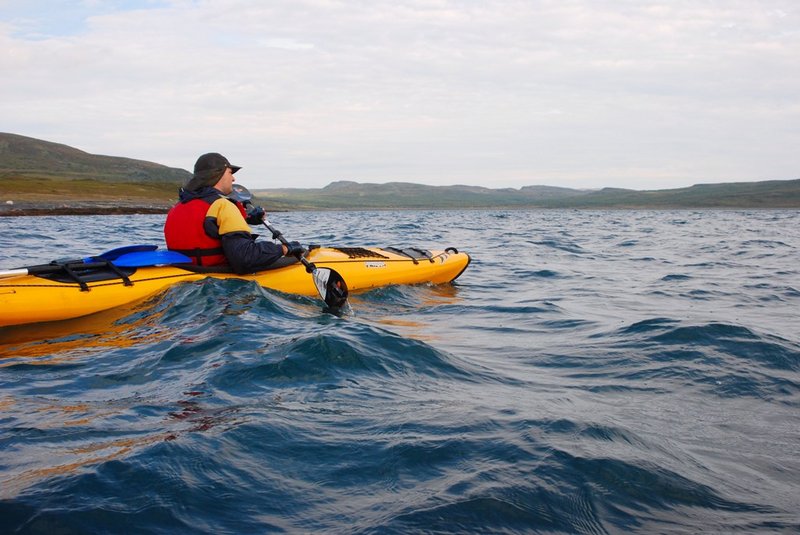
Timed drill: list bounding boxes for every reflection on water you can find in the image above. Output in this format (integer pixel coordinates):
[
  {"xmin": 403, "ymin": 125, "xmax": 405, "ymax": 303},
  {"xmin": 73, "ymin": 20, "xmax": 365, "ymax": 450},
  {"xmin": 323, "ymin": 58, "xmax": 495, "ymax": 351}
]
[
  {"xmin": 1, "ymin": 388, "xmax": 245, "ymax": 501},
  {"xmin": 358, "ymin": 284, "xmax": 464, "ymax": 342},
  {"xmin": 0, "ymin": 292, "xmax": 173, "ymax": 362}
]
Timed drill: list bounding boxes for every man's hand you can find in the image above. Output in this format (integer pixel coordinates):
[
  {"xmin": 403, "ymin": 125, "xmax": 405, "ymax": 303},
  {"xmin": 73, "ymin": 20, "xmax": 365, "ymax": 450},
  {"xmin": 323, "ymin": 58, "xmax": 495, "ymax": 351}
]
[
  {"xmin": 245, "ymin": 204, "xmax": 266, "ymax": 225},
  {"xmin": 285, "ymin": 241, "xmax": 306, "ymax": 257}
]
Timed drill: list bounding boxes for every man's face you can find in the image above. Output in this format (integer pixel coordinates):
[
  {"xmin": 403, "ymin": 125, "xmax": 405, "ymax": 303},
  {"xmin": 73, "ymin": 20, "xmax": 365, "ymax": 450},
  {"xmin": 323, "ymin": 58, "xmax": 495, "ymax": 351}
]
[{"xmin": 215, "ymin": 167, "xmax": 235, "ymax": 195}]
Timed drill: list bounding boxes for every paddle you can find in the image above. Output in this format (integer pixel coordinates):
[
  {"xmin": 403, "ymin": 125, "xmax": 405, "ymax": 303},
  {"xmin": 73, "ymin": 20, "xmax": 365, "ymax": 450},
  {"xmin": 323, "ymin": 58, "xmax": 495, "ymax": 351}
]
[
  {"xmin": 0, "ymin": 248, "xmax": 192, "ymax": 279},
  {"xmin": 229, "ymin": 184, "xmax": 348, "ymax": 311},
  {"xmin": 112, "ymin": 250, "xmax": 192, "ymax": 267},
  {"xmin": 83, "ymin": 244, "xmax": 158, "ymax": 263}
]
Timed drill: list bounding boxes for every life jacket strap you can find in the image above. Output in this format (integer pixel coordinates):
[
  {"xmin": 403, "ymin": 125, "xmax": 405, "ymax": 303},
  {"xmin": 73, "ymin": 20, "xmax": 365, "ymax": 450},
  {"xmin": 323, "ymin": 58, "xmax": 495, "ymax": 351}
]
[{"xmin": 169, "ymin": 247, "xmax": 224, "ymax": 266}]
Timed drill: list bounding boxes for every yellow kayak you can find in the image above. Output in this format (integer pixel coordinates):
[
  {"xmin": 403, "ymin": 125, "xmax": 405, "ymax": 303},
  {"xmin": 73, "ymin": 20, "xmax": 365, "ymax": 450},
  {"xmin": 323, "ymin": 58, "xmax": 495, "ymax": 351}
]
[{"xmin": 0, "ymin": 246, "xmax": 470, "ymax": 327}]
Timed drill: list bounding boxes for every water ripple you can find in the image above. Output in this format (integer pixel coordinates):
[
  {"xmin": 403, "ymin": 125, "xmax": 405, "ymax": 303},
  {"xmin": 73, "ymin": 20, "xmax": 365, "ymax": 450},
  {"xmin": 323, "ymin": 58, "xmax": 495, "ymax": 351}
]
[{"xmin": 1, "ymin": 210, "xmax": 799, "ymax": 533}]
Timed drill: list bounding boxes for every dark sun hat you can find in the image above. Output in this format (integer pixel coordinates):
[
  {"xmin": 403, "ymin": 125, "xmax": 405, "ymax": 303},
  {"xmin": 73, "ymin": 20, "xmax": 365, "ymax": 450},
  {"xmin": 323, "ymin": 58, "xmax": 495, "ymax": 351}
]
[{"xmin": 184, "ymin": 152, "xmax": 242, "ymax": 191}]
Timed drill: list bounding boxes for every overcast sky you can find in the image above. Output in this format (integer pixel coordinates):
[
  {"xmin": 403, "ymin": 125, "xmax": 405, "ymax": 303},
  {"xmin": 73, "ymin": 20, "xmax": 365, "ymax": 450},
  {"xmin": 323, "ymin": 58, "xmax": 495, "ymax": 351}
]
[{"xmin": 1, "ymin": 0, "xmax": 798, "ymax": 190}]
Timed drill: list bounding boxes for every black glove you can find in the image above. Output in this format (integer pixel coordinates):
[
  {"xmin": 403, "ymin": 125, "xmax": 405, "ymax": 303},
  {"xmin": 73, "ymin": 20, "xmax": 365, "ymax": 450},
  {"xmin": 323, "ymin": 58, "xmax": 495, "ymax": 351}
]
[
  {"xmin": 285, "ymin": 241, "xmax": 306, "ymax": 257},
  {"xmin": 245, "ymin": 204, "xmax": 266, "ymax": 225}
]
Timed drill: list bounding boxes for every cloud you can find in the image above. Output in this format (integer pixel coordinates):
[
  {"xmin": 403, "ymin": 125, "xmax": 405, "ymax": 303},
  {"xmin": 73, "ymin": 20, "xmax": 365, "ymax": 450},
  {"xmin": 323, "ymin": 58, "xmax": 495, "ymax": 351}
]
[{"xmin": 1, "ymin": 0, "xmax": 798, "ymax": 189}]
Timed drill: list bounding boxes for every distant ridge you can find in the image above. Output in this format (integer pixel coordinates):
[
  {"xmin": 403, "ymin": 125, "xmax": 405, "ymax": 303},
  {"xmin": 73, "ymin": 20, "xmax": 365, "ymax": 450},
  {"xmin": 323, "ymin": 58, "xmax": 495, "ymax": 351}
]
[
  {"xmin": 254, "ymin": 178, "xmax": 800, "ymax": 210},
  {"xmin": 0, "ymin": 133, "xmax": 189, "ymax": 214},
  {"xmin": 0, "ymin": 132, "xmax": 190, "ymax": 183},
  {"xmin": 0, "ymin": 133, "xmax": 798, "ymax": 213}
]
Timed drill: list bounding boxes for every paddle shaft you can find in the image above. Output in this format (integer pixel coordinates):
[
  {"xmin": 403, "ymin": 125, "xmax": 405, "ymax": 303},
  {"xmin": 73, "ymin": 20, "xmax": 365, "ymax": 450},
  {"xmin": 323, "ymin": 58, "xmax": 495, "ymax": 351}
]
[
  {"xmin": 0, "ymin": 249, "xmax": 192, "ymax": 280},
  {"xmin": 0, "ymin": 268, "xmax": 33, "ymax": 279},
  {"xmin": 0, "ymin": 261, "xmax": 104, "ymax": 279},
  {"xmin": 262, "ymin": 219, "xmax": 315, "ymax": 273}
]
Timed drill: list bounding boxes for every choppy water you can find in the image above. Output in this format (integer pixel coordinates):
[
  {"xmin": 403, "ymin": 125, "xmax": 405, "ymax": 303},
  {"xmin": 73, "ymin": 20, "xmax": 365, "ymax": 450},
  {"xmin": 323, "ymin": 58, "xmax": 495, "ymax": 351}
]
[{"xmin": 0, "ymin": 209, "xmax": 798, "ymax": 534}]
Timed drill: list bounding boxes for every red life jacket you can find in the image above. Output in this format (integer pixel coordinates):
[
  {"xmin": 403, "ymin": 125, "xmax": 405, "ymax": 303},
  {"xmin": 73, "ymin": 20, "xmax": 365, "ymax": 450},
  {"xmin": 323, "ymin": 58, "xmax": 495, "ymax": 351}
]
[{"xmin": 164, "ymin": 197, "xmax": 247, "ymax": 266}]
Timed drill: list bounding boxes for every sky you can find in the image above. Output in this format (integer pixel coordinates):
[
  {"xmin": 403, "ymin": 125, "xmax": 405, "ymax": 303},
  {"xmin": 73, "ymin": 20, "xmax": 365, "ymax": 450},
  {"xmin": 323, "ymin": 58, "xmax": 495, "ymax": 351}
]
[{"xmin": 1, "ymin": 0, "xmax": 798, "ymax": 191}]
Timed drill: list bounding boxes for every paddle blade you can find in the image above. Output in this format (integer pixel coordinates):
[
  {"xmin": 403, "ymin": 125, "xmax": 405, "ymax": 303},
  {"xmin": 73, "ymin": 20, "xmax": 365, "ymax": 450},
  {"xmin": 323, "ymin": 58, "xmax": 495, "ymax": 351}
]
[
  {"xmin": 113, "ymin": 250, "xmax": 192, "ymax": 267},
  {"xmin": 86, "ymin": 244, "xmax": 159, "ymax": 263},
  {"xmin": 312, "ymin": 267, "xmax": 348, "ymax": 310}
]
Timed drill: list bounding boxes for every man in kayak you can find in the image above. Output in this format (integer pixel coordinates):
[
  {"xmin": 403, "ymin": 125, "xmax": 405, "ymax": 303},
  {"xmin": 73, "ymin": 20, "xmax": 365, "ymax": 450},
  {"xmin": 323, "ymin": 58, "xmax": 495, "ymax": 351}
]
[{"xmin": 164, "ymin": 152, "xmax": 304, "ymax": 273}]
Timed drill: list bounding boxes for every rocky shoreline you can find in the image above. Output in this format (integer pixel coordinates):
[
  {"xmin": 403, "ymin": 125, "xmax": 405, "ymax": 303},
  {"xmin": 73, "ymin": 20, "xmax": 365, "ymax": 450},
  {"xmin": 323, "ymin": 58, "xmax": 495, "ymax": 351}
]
[{"xmin": 0, "ymin": 201, "xmax": 172, "ymax": 217}]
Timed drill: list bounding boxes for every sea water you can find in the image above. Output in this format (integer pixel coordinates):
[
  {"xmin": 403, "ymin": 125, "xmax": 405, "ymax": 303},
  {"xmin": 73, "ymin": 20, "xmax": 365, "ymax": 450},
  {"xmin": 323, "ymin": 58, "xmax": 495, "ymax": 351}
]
[{"xmin": 0, "ymin": 209, "xmax": 798, "ymax": 533}]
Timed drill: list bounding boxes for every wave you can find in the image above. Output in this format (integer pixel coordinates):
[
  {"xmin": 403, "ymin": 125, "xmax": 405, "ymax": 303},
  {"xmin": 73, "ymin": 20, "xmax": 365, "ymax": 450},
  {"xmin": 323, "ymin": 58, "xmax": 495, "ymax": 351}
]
[{"xmin": 2, "ymin": 210, "xmax": 799, "ymax": 533}]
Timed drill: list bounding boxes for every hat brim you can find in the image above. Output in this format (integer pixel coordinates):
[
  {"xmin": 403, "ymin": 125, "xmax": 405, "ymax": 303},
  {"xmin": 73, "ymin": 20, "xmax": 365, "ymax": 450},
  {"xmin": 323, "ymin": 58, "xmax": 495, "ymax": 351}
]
[{"xmin": 229, "ymin": 165, "xmax": 242, "ymax": 174}]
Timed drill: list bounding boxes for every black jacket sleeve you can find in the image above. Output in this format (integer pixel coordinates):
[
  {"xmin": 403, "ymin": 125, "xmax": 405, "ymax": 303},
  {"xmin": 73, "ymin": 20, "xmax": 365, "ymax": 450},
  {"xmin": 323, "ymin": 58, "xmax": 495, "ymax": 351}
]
[{"xmin": 221, "ymin": 231, "xmax": 284, "ymax": 274}]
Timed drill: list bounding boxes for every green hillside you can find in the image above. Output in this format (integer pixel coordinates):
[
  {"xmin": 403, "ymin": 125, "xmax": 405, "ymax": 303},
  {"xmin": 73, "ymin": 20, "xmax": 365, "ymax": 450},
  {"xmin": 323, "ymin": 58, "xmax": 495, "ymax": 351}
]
[
  {"xmin": 0, "ymin": 133, "xmax": 188, "ymax": 206},
  {"xmin": 256, "ymin": 180, "xmax": 596, "ymax": 210},
  {"xmin": 1, "ymin": 133, "xmax": 798, "ymax": 213},
  {"xmin": 0, "ymin": 132, "xmax": 190, "ymax": 183},
  {"xmin": 254, "ymin": 178, "xmax": 800, "ymax": 210},
  {"xmin": 535, "ymin": 180, "xmax": 800, "ymax": 209},
  {"xmin": 256, "ymin": 181, "xmax": 555, "ymax": 210}
]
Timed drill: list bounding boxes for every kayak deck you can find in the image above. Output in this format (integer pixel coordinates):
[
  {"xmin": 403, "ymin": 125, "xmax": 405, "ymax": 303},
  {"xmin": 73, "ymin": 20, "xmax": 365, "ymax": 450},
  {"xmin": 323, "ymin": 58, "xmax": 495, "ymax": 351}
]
[{"xmin": 0, "ymin": 246, "xmax": 470, "ymax": 327}]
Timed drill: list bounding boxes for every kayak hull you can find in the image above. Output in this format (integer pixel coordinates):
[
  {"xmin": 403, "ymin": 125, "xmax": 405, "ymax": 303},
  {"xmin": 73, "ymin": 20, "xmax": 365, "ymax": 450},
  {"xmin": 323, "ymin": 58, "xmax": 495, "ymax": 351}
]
[{"xmin": 0, "ymin": 246, "xmax": 470, "ymax": 327}]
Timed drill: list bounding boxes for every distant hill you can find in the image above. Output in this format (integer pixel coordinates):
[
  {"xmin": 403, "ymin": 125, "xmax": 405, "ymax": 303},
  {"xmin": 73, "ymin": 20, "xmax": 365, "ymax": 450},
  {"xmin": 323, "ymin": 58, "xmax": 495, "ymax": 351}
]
[
  {"xmin": 254, "ymin": 178, "xmax": 800, "ymax": 210},
  {"xmin": 0, "ymin": 133, "xmax": 189, "ymax": 211},
  {"xmin": 0, "ymin": 133, "xmax": 798, "ymax": 214},
  {"xmin": 0, "ymin": 132, "xmax": 190, "ymax": 183},
  {"xmin": 538, "ymin": 180, "xmax": 800, "ymax": 209},
  {"xmin": 257, "ymin": 180, "xmax": 596, "ymax": 209}
]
